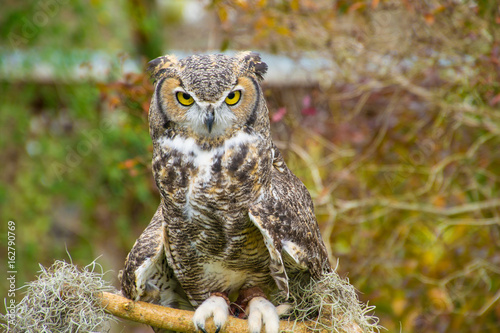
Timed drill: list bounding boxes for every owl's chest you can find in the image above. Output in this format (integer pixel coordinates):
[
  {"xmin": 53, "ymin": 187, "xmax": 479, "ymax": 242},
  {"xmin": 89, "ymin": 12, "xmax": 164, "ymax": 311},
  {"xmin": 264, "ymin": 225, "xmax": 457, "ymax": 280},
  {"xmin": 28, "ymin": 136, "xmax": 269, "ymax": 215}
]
[
  {"xmin": 154, "ymin": 134, "xmax": 274, "ymax": 296},
  {"xmin": 154, "ymin": 133, "xmax": 271, "ymax": 216}
]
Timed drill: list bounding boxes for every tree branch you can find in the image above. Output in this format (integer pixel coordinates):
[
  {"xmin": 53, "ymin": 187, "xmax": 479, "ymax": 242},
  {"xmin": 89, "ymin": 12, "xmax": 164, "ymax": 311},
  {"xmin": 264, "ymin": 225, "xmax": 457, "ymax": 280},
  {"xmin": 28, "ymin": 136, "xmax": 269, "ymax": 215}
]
[{"xmin": 96, "ymin": 291, "xmax": 363, "ymax": 333}]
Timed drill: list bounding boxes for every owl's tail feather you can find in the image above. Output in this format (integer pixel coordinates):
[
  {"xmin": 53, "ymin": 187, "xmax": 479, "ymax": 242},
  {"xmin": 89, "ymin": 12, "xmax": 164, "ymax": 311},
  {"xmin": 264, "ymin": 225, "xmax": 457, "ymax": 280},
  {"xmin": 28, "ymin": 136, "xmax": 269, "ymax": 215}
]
[{"xmin": 275, "ymin": 269, "xmax": 381, "ymax": 333}]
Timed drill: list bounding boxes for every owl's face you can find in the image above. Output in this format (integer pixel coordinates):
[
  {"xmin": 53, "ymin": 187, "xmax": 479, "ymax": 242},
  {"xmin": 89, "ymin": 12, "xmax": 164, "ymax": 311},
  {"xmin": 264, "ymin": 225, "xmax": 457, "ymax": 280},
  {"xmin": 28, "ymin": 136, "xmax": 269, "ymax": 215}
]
[
  {"xmin": 147, "ymin": 52, "xmax": 268, "ymax": 141},
  {"xmin": 158, "ymin": 74, "xmax": 256, "ymax": 137}
]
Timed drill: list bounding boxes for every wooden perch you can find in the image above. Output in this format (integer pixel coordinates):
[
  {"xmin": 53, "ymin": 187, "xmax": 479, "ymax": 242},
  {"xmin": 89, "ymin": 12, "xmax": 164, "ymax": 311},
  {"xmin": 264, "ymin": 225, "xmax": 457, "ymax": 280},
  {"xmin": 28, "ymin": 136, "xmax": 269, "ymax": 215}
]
[{"xmin": 96, "ymin": 291, "xmax": 363, "ymax": 333}]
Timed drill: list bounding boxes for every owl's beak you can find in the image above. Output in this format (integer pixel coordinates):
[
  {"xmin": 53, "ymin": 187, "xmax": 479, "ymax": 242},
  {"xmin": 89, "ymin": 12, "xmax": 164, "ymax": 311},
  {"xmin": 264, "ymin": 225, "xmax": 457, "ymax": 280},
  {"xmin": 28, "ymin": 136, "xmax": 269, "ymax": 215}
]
[{"xmin": 205, "ymin": 107, "xmax": 215, "ymax": 133}]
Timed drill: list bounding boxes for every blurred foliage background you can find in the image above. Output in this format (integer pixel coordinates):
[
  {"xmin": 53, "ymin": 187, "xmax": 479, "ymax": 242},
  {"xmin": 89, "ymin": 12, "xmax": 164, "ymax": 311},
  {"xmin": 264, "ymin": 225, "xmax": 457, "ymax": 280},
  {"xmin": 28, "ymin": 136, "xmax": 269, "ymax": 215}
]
[{"xmin": 1, "ymin": 0, "xmax": 500, "ymax": 332}]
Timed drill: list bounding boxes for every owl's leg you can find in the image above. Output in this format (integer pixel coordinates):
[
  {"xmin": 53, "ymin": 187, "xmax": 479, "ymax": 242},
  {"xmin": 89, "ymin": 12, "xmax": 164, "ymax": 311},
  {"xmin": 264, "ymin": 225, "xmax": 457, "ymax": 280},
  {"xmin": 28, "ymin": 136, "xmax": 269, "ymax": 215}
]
[
  {"xmin": 235, "ymin": 287, "xmax": 280, "ymax": 333},
  {"xmin": 192, "ymin": 292, "xmax": 229, "ymax": 333}
]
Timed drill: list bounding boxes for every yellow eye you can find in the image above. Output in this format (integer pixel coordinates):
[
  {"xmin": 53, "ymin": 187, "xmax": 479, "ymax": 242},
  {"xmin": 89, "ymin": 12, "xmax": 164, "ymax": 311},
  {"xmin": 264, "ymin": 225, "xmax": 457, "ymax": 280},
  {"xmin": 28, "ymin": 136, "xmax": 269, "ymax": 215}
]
[
  {"xmin": 225, "ymin": 90, "xmax": 241, "ymax": 106},
  {"xmin": 176, "ymin": 92, "xmax": 194, "ymax": 106}
]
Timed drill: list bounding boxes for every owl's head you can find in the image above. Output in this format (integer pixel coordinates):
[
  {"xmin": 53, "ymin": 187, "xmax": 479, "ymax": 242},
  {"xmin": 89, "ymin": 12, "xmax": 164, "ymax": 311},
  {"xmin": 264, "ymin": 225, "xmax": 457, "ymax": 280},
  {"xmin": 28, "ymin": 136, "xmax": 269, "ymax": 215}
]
[{"xmin": 147, "ymin": 52, "xmax": 269, "ymax": 142}]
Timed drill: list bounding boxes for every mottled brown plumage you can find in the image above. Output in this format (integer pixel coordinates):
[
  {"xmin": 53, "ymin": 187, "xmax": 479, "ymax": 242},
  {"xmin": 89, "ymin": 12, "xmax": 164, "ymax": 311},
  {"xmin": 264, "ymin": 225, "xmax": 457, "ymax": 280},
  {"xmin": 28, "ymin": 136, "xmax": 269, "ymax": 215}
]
[{"xmin": 121, "ymin": 52, "xmax": 332, "ymax": 333}]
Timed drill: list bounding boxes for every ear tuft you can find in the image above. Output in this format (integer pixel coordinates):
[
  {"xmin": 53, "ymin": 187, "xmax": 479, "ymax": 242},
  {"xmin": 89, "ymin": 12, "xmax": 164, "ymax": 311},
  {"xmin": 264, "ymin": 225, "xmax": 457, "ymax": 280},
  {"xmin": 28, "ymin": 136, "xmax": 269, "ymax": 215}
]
[
  {"xmin": 238, "ymin": 51, "xmax": 268, "ymax": 81},
  {"xmin": 146, "ymin": 55, "xmax": 178, "ymax": 82}
]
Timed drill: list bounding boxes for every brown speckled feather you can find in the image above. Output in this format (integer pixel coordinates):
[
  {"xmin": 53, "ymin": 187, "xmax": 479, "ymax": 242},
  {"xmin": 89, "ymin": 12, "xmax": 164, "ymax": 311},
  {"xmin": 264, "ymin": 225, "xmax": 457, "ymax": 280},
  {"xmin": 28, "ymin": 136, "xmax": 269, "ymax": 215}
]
[
  {"xmin": 250, "ymin": 144, "xmax": 332, "ymax": 288},
  {"xmin": 121, "ymin": 206, "xmax": 191, "ymax": 306}
]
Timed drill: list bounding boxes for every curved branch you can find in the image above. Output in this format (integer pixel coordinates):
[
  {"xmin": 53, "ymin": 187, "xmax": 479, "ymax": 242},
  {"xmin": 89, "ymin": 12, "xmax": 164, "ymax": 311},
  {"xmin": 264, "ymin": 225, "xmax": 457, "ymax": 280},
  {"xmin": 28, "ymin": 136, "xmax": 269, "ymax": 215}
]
[{"xmin": 97, "ymin": 291, "xmax": 362, "ymax": 333}]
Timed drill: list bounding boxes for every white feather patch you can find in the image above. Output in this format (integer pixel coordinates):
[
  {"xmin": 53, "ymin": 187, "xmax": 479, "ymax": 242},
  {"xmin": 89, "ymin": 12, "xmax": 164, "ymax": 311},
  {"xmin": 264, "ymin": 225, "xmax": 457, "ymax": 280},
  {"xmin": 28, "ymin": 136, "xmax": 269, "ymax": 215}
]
[
  {"xmin": 281, "ymin": 240, "xmax": 307, "ymax": 269},
  {"xmin": 135, "ymin": 257, "xmax": 159, "ymax": 300},
  {"xmin": 158, "ymin": 131, "xmax": 256, "ymax": 181}
]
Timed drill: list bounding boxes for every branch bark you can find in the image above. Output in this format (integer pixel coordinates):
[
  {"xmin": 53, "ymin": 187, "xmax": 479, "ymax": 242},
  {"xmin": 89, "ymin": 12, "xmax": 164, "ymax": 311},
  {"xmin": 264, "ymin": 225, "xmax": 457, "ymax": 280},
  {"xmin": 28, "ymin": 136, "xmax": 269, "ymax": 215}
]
[{"xmin": 96, "ymin": 291, "xmax": 362, "ymax": 333}]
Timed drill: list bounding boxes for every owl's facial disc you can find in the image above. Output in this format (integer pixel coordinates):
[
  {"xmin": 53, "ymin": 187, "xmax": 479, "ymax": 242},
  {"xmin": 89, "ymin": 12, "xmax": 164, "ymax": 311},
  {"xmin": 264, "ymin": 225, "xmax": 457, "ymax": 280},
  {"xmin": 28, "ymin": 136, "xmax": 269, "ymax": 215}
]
[
  {"xmin": 181, "ymin": 97, "xmax": 237, "ymax": 138},
  {"xmin": 172, "ymin": 85, "xmax": 243, "ymax": 138},
  {"xmin": 162, "ymin": 79, "xmax": 252, "ymax": 139}
]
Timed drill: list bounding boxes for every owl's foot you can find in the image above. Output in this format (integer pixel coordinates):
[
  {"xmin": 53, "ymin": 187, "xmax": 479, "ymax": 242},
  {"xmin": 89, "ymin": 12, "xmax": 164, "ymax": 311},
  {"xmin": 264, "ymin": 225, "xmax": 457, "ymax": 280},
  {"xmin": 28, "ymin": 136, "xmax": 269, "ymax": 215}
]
[
  {"xmin": 246, "ymin": 297, "xmax": 279, "ymax": 333},
  {"xmin": 232, "ymin": 287, "xmax": 279, "ymax": 333},
  {"xmin": 193, "ymin": 292, "xmax": 229, "ymax": 333}
]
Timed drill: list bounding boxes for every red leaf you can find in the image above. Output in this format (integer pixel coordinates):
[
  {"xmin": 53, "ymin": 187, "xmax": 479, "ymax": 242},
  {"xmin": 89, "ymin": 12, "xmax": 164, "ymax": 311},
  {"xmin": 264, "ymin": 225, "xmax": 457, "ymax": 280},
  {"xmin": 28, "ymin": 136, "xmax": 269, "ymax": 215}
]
[
  {"xmin": 348, "ymin": 2, "xmax": 365, "ymax": 13},
  {"xmin": 302, "ymin": 95, "xmax": 312, "ymax": 108},
  {"xmin": 271, "ymin": 107, "xmax": 287, "ymax": 122},
  {"xmin": 301, "ymin": 95, "xmax": 316, "ymax": 116},
  {"xmin": 120, "ymin": 158, "xmax": 137, "ymax": 169},
  {"xmin": 489, "ymin": 93, "xmax": 500, "ymax": 106},
  {"xmin": 424, "ymin": 13, "xmax": 435, "ymax": 25},
  {"xmin": 302, "ymin": 107, "xmax": 317, "ymax": 116}
]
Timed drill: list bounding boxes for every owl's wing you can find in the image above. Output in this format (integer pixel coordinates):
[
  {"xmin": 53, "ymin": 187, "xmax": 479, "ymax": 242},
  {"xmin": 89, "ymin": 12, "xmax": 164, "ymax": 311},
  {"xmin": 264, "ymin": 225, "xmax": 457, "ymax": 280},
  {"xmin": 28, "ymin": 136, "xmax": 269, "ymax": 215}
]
[
  {"xmin": 249, "ymin": 145, "xmax": 331, "ymax": 297},
  {"xmin": 121, "ymin": 205, "xmax": 192, "ymax": 311}
]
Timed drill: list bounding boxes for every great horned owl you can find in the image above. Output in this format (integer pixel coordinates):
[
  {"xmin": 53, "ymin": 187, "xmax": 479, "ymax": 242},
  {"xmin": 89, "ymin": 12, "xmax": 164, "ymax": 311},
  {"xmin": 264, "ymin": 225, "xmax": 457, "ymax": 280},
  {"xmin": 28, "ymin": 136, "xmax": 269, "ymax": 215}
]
[{"xmin": 121, "ymin": 52, "xmax": 332, "ymax": 333}]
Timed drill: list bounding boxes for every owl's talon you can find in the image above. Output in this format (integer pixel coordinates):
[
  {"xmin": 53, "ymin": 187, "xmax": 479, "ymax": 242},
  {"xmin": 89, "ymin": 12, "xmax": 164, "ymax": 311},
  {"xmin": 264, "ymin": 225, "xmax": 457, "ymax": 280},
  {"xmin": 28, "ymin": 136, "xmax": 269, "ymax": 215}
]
[
  {"xmin": 246, "ymin": 297, "xmax": 280, "ymax": 333},
  {"xmin": 193, "ymin": 295, "xmax": 229, "ymax": 333}
]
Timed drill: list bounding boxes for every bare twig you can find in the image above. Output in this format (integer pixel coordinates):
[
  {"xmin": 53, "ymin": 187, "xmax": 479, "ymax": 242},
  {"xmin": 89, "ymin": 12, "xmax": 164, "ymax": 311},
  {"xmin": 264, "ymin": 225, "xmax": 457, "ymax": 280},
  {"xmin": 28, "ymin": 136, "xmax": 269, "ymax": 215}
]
[{"xmin": 336, "ymin": 197, "xmax": 500, "ymax": 216}]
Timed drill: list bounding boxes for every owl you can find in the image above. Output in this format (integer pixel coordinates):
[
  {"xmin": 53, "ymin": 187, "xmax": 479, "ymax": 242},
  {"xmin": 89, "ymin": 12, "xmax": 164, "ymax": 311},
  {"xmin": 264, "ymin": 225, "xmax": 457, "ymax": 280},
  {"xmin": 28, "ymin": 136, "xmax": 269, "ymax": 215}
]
[{"xmin": 121, "ymin": 52, "xmax": 332, "ymax": 333}]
